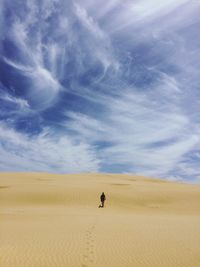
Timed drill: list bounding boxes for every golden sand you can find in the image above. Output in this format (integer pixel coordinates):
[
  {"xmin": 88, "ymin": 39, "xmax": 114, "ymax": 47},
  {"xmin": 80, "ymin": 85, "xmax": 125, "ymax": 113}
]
[{"xmin": 1, "ymin": 173, "xmax": 200, "ymax": 267}]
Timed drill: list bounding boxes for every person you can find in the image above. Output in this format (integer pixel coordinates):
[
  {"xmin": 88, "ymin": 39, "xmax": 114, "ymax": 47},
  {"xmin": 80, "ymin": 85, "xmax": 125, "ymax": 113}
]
[{"xmin": 99, "ymin": 192, "xmax": 106, "ymax": 208}]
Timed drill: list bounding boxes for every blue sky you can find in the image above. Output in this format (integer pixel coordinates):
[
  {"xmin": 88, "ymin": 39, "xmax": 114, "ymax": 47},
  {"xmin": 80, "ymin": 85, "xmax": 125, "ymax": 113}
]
[{"xmin": 0, "ymin": 0, "xmax": 200, "ymax": 182}]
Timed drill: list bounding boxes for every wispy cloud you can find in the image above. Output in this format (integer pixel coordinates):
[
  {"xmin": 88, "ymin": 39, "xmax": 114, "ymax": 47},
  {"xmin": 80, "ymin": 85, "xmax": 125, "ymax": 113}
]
[
  {"xmin": 0, "ymin": 0, "xmax": 200, "ymax": 182},
  {"xmin": 0, "ymin": 122, "xmax": 100, "ymax": 173},
  {"xmin": 0, "ymin": 92, "xmax": 29, "ymax": 110},
  {"xmin": 74, "ymin": 2, "xmax": 106, "ymax": 39},
  {"xmin": 65, "ymin": 80, "xmax": 200, "ymax": 178},
  {"xmin": 95, "ymin": 0, "xmax": 193, "ymax": 33}
]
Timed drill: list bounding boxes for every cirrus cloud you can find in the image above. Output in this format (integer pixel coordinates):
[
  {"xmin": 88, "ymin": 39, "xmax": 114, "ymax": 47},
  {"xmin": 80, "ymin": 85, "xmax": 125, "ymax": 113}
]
[{"xmin": 0, "ymin": 0, "xmax": 200, "ymax": 182}]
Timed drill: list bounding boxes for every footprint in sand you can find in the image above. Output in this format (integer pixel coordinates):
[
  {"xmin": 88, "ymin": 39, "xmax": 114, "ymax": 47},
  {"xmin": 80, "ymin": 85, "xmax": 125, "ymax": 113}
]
[{"xmin": 82, "ymin": 222, "xmax": 96, "ymax": 266}]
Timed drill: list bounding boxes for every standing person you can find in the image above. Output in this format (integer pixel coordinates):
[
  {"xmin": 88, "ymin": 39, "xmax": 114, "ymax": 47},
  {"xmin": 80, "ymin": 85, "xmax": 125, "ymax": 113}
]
[{"xmin": 100, "ymin": 192, "xmax": 106, "ymax": 208}]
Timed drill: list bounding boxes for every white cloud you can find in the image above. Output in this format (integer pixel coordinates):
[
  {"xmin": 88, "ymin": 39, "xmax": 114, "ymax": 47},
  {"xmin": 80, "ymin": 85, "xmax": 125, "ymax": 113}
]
[
  {"xmin": 0, "ymin": 92, "xmax": 29, "ymax": 109},
  {"xmin": 73, "ymin": 2, "xmax": 119, "ymax": 73},
  {"xmin": 3, "ymin": 56, "xmax": 61, "ymax": 110},
  {"xmin": 74, "ymin": 2, "xmax": 106, "ymax": 39},
  {"xmin": 28, "ymin": 66, "xmax": 61, "ymax": 110},
  {"xmin": 3, "ymin": 3, "xmax": 64, "ymax": 111},
  {"xmin": 101, "ymin": 0, "xmax": 191, "ymax": 33},
  {"xmin": 3, "ymin": 57, "xmax": 33, "ymax": 73},
  {"xmin": 78, "ymin": 0, "xmax": 120, "ymax": 20},
  {"xmin": 0, "ymin": 122, "xmax": 100, "ymax": 173},
  {"xmin": 1, "ymin": 0, "xmax": 200, "ymax": 182},
  {"xmin": 65, "ymin": 73, "xmax": 200, "ymax": 180},
  {"xmin": 10, "ymin": 19, "xmax": 28, "ymax": 47}
]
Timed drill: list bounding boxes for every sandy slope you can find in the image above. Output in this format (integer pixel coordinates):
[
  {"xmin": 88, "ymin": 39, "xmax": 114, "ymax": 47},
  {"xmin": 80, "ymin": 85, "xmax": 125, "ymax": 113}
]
[{"xmin": 0, "ymin": 173, "xmax": 200, "ymax": 267}]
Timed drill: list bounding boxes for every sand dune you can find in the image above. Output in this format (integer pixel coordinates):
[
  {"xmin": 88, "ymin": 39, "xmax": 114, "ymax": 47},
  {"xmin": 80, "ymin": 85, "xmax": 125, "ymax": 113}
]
[{"xmin": 1, "ymin": 173, "xmax": 200, "ymax": 267}]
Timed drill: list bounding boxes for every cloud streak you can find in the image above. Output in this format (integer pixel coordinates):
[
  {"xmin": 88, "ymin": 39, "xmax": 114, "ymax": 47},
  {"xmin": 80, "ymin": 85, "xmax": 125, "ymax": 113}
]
[
  {"xmin": 66, "ymin": 84, "xmax": 200, "ymax": 179},
  {"xmin": 0, "ymin": 122, "xmax": 100, "ymax": 173},
  {"xmin": 0, "ymin": 0, "xmax": 200, "ymax": 182}
]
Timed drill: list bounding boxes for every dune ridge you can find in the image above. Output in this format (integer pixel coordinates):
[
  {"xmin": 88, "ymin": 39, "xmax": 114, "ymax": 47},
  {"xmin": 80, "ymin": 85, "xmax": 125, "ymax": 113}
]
[{"xmin": 1, "ymin": 173, "xmax": 200, "ymax": 267}]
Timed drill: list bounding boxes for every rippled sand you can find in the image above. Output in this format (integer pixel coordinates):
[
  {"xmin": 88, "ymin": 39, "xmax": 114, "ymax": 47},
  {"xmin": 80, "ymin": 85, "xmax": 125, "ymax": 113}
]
[{"xmin": 1, "ymin": 173, "xmax": 200, "ymax": 267}]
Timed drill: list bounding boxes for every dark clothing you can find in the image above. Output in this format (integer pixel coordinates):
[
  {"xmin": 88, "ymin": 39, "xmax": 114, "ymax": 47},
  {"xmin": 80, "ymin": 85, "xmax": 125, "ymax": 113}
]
[
  {"xmin": 100, "ymin": 193, "xmax": 106, "ymax": 202},
  {"xmin": 100, "ymin": 193, "xmax": 106, "ymax": 207}
]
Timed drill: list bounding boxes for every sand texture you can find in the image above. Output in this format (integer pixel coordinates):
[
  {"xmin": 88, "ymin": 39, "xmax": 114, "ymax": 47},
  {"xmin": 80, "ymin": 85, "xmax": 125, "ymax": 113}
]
[{"xmin": 1, "ymin": 173, "xmax": 200, "ymax": 267}]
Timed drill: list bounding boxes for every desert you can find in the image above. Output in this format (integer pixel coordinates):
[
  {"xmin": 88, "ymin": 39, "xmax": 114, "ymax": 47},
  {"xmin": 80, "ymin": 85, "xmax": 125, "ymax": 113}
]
[{"xmin": 1, "ymin": 172, "xmax": 200, "ymax": 267}]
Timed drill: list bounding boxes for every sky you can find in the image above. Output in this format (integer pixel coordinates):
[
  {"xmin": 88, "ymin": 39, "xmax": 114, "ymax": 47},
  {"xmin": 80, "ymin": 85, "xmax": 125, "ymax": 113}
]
[{"xmin": 0, "ymin": 0, "xmax": 200, "ymax": 182}]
